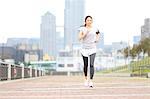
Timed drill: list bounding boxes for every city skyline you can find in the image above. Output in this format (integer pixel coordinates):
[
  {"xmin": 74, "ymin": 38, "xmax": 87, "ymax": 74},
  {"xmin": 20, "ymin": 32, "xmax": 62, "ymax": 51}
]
[{"xmin": 0, "ymin": 0, "xmax": 150, "ymax": 44}]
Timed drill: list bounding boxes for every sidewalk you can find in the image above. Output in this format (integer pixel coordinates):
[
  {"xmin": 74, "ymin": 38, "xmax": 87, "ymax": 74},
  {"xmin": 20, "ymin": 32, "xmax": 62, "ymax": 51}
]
[
  {"xmin": 0, "ymin": 75, "xmax": 150, "ymax": 99},
  {"xmin": 95, "ymin": 72, "xmax": 131, "ymax": 77}
]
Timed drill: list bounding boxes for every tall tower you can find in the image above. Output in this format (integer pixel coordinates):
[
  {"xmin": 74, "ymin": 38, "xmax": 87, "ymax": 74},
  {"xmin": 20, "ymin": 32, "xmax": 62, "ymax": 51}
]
[
  {"xmin": 141, "ymin": 18, "xmax": 150, "ymax": 40},
  {"xmin": 40, "ymin": 12, "xmax": 56, "ymax": 59},
  {"xmin": 64, "ymin": 0, "xmax": 85, "ymax": 50}
]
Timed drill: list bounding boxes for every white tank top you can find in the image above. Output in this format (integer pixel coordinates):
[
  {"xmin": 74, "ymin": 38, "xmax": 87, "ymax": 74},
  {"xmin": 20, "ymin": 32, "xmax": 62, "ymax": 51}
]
[{"xmin": 79, "ymin": 26, "xmax": 99, "ymax": 57}]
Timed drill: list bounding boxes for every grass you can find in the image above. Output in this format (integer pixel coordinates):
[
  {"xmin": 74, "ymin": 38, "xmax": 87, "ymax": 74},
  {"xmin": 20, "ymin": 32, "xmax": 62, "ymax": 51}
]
[{"xmin": 96, "ymin": 57, "xmax": 150, "ymax": 75}]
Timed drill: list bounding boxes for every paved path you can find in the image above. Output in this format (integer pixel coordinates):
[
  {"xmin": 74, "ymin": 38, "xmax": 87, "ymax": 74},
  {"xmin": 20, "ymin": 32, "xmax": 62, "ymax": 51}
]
[{"xmin": 0, "ymin": 76, "xmax": 150, "ymax": 99}]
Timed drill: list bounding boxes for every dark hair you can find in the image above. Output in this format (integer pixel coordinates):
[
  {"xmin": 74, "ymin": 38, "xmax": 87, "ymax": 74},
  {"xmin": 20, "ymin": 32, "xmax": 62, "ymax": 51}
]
[{"xmin": 84, "ymin": 16, "xmax": 92, "ymax": 26}]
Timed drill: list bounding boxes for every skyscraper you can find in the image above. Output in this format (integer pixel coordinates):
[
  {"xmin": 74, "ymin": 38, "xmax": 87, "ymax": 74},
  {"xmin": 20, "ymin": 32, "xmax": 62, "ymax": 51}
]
[
  {"xmin": 40, "ymin": 12, "xmax": 56, "ymax": 59},
  {"xmin": 141, "ymin": 18, "xmax": 150, "ymax": 40},
  {"xmin": 64, "ymin": 0, "xmax": 85, "ymax": 50}
]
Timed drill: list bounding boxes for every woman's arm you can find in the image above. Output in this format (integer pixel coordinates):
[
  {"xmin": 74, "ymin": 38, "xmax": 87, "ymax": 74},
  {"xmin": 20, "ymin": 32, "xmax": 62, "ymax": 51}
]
[{"xmin": 78, "ymin": 31, "xmax": 87, "ymax": 41}]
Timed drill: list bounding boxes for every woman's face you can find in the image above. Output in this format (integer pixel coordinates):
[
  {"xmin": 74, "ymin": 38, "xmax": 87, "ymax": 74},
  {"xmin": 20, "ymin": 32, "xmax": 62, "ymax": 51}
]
[{"xmin": 85, "ymin": 17, "xmax": 93, "ymax": 26}]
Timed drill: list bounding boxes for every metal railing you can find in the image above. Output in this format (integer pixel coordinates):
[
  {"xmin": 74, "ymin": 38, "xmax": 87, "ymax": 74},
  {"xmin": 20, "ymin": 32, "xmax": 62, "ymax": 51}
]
[
  {"xmin": 24, "ymin": 67, "xmax": 30, "ymax": 78},
  {"xmin": 11, "ymin": 65, "xmax": 22, "ymax": 79},
  {"xmin": 130, "ymin": 57, "xmax": 150, "ymax": 77},
  {"xmin": 0, "ymin": 63, "xmax": 8, "ymax": 80},
  {"xmin": 0, "ymin": 62, "xmax": 45, "ymax": 81}
]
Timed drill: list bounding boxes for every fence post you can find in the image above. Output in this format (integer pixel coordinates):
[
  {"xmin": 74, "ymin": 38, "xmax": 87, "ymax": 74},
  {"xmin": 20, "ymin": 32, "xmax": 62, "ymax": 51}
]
[
  {"xmin": 29, "ymin": 66, "xmax": 32, "ymax": 78},
  {"xmin": 21, "ymin": 63, "xmax": 24, "ymax": 79},
  {"xmin": 8, "ymin": 64, "xmax": 11, "ymax": 80},
  {"xmin": 67, "ymin": 71, "xmax": 71, "ymax": 76},
  {"xmin": 42, "ymin": 70, "xmax": 44, "ymax": 76},
  {"xmin": 39, "ymin": 70, "xmax": 41, "ymax": 76},
  {"xmin": 35, "ymin": 69, "xmax": 37, "ymax": 77}
]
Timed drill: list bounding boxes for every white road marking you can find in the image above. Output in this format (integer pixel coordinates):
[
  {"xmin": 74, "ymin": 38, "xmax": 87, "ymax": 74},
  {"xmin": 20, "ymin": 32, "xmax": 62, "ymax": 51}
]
[
  {"xmin": 0, "ymin": 94, "xmax": 150, "ymax": 98},
  {"xmin": 0, "ymin": 85, "xmax": 150, "ymax": 92}
]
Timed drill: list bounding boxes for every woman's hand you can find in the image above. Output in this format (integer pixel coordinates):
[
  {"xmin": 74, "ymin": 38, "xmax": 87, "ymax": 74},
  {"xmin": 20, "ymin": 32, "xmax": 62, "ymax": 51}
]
[
  {"xmin": 79, "ymin": 31, "xmax": 87, "ymax": 40},
  {"xmin": 95, "ymin": 33, "xmax": 100, "ymax": 43}
]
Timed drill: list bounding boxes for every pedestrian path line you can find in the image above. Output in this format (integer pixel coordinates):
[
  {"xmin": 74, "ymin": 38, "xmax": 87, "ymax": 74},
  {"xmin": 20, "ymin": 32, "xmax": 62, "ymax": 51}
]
[
  {"xmin": 0, "ymin": 77, "xmax": 41, "ymax": 84},
  {"xmin": 0, "ymin": 94, "xmax": 150, "ymax": 98},
  {"xmin": 24, "ymin": 86, "xmax": 150, "ymax": 90},
  {"xmin": 0, "ymin": 85, "xmax": 150, "ymax": 92}
]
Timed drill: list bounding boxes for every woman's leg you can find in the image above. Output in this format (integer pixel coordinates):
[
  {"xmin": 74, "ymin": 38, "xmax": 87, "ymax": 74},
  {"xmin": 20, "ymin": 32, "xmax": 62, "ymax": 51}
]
[
  {"xmin": 82, "ymin": 55, "xmax": 88, "ymax": 79},
  {"xmin": 89, "ymin": 53, "xmax": 96, "ymax": 80}
]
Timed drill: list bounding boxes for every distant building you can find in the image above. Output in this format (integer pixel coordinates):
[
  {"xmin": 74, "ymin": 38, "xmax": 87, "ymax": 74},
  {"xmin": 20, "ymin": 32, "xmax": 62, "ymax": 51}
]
[
  {"xmin": 7, "ymin": 38, "xmax": 29, "ymax": 47},
  {"xmin": 24, "ymin": 52, "xmax": 39, "ymax": 63},
  {"xmin": 103, "ymin": 44, "xmax": 112, "ymax": 53},
  {"xmin": 40, "ymin": 12, "xmax": 56, "ymax": 59},
  {"xmin": 7, "ymin": 38, "xmax": 39, "ymax": 46},
  {"xmin": 0, "ymin": 46, "xmax": 16, "ymax": 62},
  {"xmin": 0, "ymin": 38, "xmax": 42, "ymax": 63},
  {"xmin": 58, "ymin": 50, "xmax": 72, "ymax": 57},
  {"xmin": 103, "ymin": 41, "xmax": 128, "ymax": 54},
  {"xmin": 64, "ymin": 0, "xmax": 85, "ymax": 49},
  {"xmin": 111, "ymin": 41, "xmax": 128, "ymax": 51},
  {"xmin": 56, "ymin": 50, "xmax": 81, "ymax": 72},
  {"xmin": 141, "ymin": 18, "xmax": 150, "ymax": 40},
  {"xmin": 15, "ymin": 48, "xmax": 42, "ymax": 64}
]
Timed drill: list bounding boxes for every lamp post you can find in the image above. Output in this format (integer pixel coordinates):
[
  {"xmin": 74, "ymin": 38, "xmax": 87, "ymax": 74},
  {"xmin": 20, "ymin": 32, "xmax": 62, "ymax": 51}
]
[
  {"xmin": 1, "ymin": 36, "xmax": 6, "ymax": 62},
  {"xmin": 128, "ymin": 38, "xmax": 131, "ymax": 72},
  {"xmin": 2, "ymin": 42, "xmax": 4, "ymax": 62}
]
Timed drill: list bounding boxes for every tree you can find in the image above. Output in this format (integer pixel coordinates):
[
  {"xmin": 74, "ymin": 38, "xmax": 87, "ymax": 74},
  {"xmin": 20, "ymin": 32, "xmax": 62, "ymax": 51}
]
[
  {"xmin": 130, "ymin": 44, "xmax": 138, "ymax": 60},
  {"xmin": 140, "ymin": 38, "xmax": 150, "ymax": 57},
  {"xmin": 123, "ymin": 46, "xmax": 131, "ymax": 64},
  {"xmin": 123, "ymin": 47, "xmax": 128, "ymax": 58},
  {"xmin": 135, "ymin": 43, "xmax": 142, "ymax": 60}
]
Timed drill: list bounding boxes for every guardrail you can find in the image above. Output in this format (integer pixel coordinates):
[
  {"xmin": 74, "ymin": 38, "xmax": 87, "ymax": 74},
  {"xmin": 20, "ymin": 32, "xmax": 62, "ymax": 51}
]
[
  {"xmin": 139, "ymin": 65, "xmax": 150, "ymax": 78},
  {"xmin": 0, "ymin": 62, "xmax": 45, "ymax": 81},
  {"xmin": 130, "ymin": 65, "xmax": 150, "ymax": 78},
  {"xmin": 130, "ymin": 57, "xmax": 150, "ymax": 78}
]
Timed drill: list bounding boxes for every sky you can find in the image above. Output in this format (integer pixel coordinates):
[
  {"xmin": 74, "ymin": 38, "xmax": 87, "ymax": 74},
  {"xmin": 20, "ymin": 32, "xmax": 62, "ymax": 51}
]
[{"xmin": 0, "ymin": 0, "xmax": 150, "ymax": 44}]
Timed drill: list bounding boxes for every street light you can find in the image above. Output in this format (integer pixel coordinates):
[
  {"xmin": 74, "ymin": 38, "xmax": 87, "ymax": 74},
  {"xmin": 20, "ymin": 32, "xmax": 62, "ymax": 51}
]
[
  {"xmin": 1, "ymin": 36, "xmax": 6, "ymax": 62},
  {"xmin": 128, "ymin": 38, "xmax": 131, "ymax": 73},
  {"xmin": 2, "ymin": 43, "xmax": 4, "ymax": 62}
]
